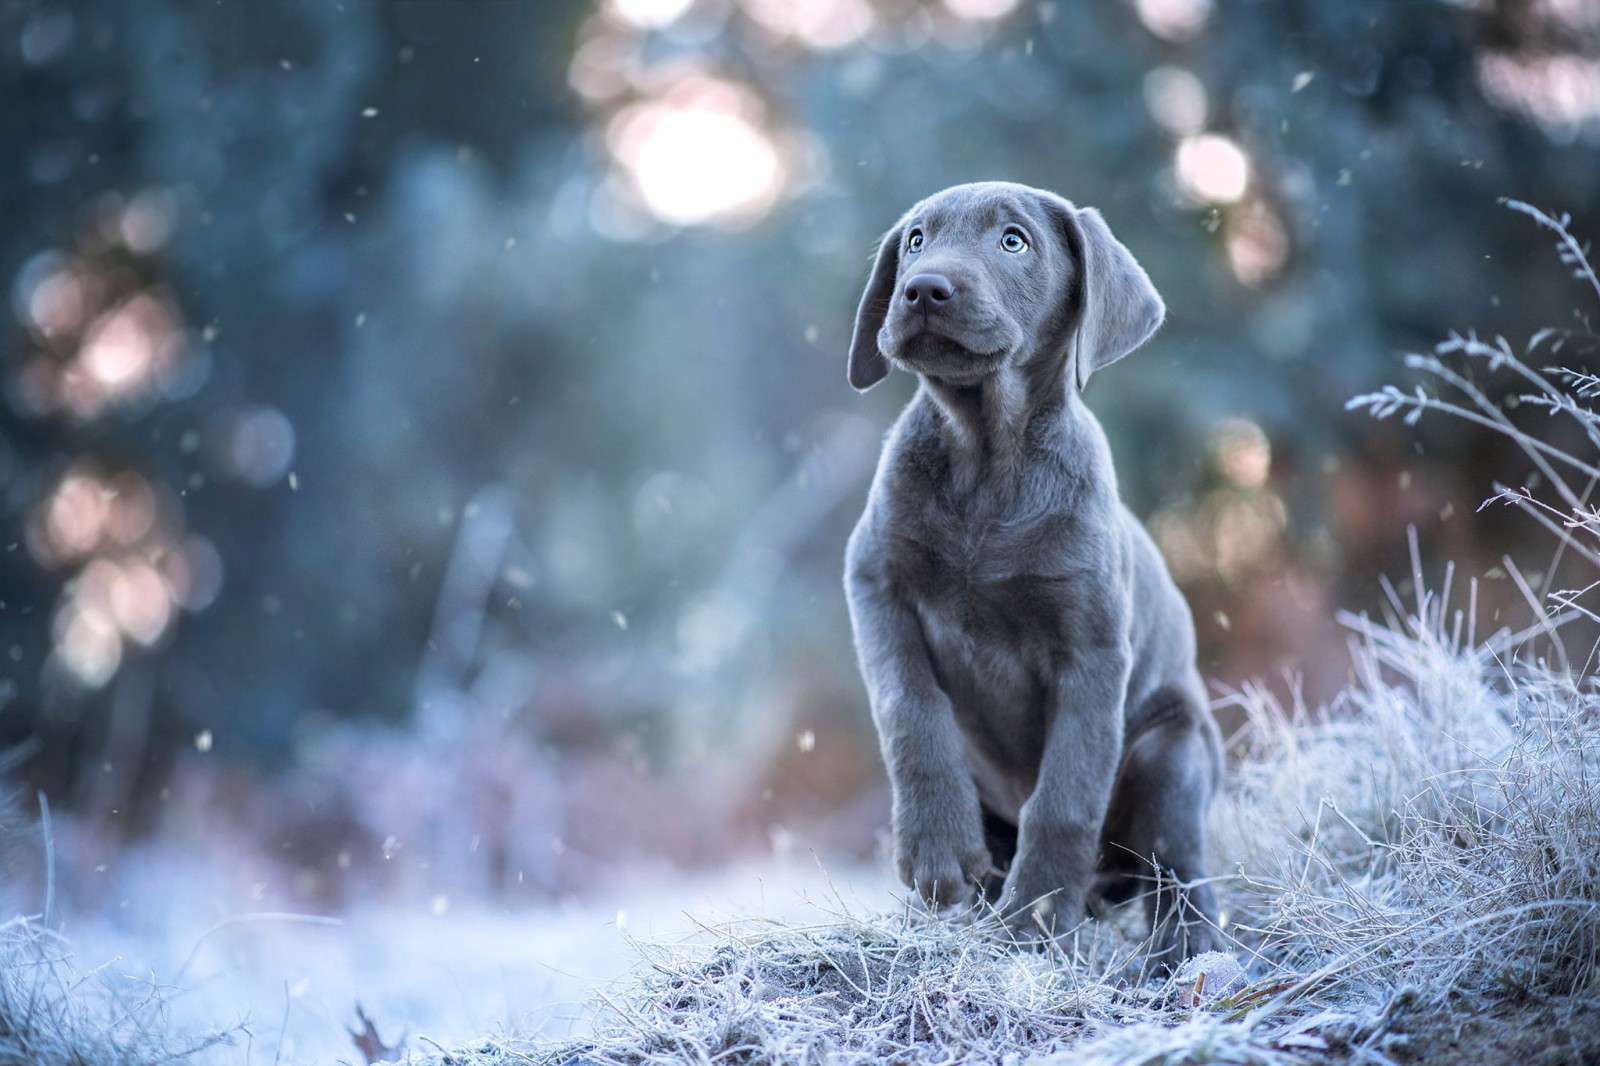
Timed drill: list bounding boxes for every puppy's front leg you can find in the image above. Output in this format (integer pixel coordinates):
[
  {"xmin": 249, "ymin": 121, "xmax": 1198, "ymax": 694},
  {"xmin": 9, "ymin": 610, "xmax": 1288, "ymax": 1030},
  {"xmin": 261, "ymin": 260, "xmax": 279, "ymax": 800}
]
[
  {"xmin": 1001, "ymin": 636, "xmax": 1130, "ymax": 938},
  {"xmin": 847, "ymin": 566, "xmax": 992, "ymax": 908}
]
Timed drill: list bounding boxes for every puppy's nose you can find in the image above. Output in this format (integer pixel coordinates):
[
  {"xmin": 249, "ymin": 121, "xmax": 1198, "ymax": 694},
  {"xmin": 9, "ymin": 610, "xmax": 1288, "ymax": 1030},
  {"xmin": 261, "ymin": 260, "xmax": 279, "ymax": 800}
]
[{"xmin": 902, "ymin": 273, "xmax": 955, "ymax": 307}]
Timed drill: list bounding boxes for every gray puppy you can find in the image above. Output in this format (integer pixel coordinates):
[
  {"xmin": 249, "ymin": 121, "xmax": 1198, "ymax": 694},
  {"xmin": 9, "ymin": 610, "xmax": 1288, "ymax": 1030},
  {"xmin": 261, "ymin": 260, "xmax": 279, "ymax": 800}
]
[{"xmin": 843, "ymin": 181, "xmax": 1223, "ymax": 963}]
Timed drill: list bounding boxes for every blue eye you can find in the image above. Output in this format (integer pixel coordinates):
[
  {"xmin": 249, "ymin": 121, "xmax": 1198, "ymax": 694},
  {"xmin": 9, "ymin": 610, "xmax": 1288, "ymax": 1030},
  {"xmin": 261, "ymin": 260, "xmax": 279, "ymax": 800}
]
[
  {"xmin": 1001, "ymin": 229, "xmax": 1028, "ymax": 253},
  {"xmin": 907, "ymin": 231, "xmax": 924, "ymax": 253}
]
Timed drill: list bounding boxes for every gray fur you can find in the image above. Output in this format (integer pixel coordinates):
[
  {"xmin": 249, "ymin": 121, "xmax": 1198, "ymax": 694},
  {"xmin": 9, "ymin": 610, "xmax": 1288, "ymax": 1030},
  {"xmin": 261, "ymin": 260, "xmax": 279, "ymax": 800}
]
[{"xmin": 843, "ymin": 182, "xmax": 1223, "ymax": 963}]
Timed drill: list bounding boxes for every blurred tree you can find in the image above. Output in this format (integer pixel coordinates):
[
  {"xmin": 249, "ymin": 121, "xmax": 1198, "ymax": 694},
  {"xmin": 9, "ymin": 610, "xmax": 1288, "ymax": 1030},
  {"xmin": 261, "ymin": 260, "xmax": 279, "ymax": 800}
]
[{"xmin": 0, "ymin": 0, "xmax": 593, "ymax": 818}]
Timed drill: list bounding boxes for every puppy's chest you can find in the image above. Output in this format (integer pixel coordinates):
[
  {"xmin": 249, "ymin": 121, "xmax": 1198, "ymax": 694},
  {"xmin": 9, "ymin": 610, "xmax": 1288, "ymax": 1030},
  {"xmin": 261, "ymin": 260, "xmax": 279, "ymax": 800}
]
[{"xmin": 888, "ymin": 503, "xmax": 1078, "ymax": 645}]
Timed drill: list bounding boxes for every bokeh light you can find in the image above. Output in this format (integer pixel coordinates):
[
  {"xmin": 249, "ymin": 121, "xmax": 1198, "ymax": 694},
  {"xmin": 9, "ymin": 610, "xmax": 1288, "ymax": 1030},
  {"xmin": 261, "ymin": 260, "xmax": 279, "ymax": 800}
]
[
  {"xmin": 573, "ymin": 0, "xmax": 1041, "ymax": 232},
  {"xmin": 18, "ymin": 7, "xmax": 74, "ymax": 65},
  {"xmin": 941, "ymin": 0, "xmax": 1021, "ymax": 22},
  {"xmin": 1174, "ymin": 133, "xmax": 1250, "ymax": 205},
  {"xmin": 743, "ymin": 0, "xmax": 876, "ymax": 50},
  {"xmin": 54, "ymin": 591, "xmax": 122, "ymax": 688},
  {"xmin": 118, "ymin": 189, "xmax": 179, "ymax": 254},
  {"xmin": 1144, "ymin": 67, "xmax": 1208, "ymax": 136},
  {"xmin": 607, "ymin": 74, "xmax": 786, "ymax": 227},
  {"xmin": 1151, "ymin": 418, "xmax": 1287, "ymax": 588},
  {"xmin": 1225, "ymin": 204, "xmax": 1291, "ymax": 288},
  {"xmin": 1213, "ymin": 418, "xmax": 1272, "ymax": 491},
  {"xmin": 9, "ymin": 191, "xmax": 195, "ymax": 421},
  {"xmin": 215, "ymin": 405, "xmax": 297, "ymax": 488},
  {"xmin": 1479, "ymin": 52, "xmax": 1600, "ymax": 138},
  {"xmin": 35, "ymin": 469, "xmax": 112, "ymax": 566},
  {"xmin": 568, "ymin": 31, "xmax": 641, "ymax": 102},
  {"xmin": 110, "ymin": 558, "xmax": 173, "ymax": 647},
  {"xmin": 79, "ymin": 294, "xmax": 180, "ymax": 395},
  {"xmin": 163, "ymin": 536, "xmax": 225, "ymax": 613},
  {"xmin": 26, "ymin": 461, "xmax": 220, "ymax": 689},
  {"xmin": 1132, "ymin": 0, "xmax": 1212, "ymax": 43},
  {"xmin": 608, "ymin": 0, "xmax": 694, "ymax": 30}
]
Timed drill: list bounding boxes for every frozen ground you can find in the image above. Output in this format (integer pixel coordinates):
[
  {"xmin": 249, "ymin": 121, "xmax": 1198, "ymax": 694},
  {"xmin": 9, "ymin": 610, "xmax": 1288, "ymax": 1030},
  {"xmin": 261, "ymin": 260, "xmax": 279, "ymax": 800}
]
[{"xmin": 29, "ymin": 845, "xmax": 896, "ymax": 1065}]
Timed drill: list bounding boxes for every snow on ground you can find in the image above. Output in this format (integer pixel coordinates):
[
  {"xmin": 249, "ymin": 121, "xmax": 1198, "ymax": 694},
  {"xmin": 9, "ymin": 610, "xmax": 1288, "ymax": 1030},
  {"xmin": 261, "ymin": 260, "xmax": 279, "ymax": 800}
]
[{"xmin": 38, "ymin": 844, "xmax": 897, "ymax": 1065}]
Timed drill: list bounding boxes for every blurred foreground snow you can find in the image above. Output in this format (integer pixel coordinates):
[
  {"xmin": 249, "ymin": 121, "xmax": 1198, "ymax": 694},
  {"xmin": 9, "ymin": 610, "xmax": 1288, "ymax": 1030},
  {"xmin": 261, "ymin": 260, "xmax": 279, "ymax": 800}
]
[{"xmin": 27, "ymin": 844, "xmax": 895, "ymax": 1065}]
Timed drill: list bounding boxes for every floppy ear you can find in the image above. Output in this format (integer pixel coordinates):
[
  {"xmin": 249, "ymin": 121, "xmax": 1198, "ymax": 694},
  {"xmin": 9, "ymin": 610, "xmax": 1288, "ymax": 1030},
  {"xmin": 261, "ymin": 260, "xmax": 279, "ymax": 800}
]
[
  {"xmin": 847, "ymin": 224, "xmax": 903, "ymax": 391},
  {"xmin": 1068, "ymin": 207, "xmax": 1164, "ymax": 391}
]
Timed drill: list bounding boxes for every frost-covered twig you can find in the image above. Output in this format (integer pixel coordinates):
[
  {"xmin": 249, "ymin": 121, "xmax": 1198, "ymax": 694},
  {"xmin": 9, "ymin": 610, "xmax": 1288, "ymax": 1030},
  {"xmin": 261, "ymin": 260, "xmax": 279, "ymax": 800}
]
[{"xmin": 1504, "ymin": 200, "xmax": 1600, "ymax": 305}]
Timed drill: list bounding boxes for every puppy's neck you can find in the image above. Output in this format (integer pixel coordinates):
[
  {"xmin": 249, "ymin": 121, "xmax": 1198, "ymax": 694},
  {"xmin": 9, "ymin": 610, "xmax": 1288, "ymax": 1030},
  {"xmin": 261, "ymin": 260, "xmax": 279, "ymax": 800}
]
[{"xmin": 921, "ymin": 363, "xmax": 1077, "ymax": 492}]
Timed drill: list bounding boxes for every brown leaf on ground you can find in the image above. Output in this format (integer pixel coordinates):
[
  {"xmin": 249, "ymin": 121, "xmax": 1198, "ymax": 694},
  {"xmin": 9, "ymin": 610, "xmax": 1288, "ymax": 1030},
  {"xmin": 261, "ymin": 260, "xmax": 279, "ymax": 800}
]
[{"xmin": 349, "ymin": 1002, "xmax": 403, "ymax": 1065}]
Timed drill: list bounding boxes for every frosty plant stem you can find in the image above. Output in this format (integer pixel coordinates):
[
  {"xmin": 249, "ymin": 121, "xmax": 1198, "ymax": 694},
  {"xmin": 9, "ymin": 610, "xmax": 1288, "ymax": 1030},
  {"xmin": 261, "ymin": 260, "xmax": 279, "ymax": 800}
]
[{"xmin": 1348, "ymin": 200, "xmax": 1600, "ymax": 661}]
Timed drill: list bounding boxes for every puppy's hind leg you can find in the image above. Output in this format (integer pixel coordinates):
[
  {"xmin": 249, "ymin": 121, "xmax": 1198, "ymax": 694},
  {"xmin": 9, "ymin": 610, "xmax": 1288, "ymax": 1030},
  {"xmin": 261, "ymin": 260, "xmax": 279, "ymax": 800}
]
[{"xmin": 1100, "ymin": 690, "xmax": 1225, "ymax": 966}]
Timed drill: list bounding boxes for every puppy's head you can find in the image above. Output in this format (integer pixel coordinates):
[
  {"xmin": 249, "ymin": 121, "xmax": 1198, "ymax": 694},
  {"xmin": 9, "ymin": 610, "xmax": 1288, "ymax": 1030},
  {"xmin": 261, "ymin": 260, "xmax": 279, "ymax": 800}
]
[{"xmin": 847, "ymin": 182, "xmax": 1164, "ymax": 393}]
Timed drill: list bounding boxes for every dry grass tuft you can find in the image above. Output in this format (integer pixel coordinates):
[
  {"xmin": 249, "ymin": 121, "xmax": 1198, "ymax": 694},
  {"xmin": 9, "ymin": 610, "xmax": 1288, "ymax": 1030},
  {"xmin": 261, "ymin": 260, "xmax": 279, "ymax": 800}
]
[
  {"xmin": 398, "ymin": 906, "xmax": 1317, "ymax": 1065},
  {"xmin": 0, "ymin": 915, "xmax": 232, "ymax": 1066},
  {"xmin": 1218, "ymin": 580, "xmax": 1600, "ymax": 1017}
]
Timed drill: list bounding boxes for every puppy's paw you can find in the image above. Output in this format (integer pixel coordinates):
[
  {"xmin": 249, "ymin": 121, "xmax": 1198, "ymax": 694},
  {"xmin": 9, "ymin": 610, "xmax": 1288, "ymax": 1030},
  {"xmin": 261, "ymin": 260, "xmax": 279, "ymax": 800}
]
[
  {"xmin": 1000, "ymin": 899, "xmax": 1067, "ymax": 948},
  {"xmin": 992, "ymin": 877, "xmax": 1081, "ymax": 941},
  {"xmin": 895, "ymin": 829, "xmax": 992, "ymax": 910},
  {"xmin": 996, "ymin": 866, "xmax": 1086, "ymax": 945}
]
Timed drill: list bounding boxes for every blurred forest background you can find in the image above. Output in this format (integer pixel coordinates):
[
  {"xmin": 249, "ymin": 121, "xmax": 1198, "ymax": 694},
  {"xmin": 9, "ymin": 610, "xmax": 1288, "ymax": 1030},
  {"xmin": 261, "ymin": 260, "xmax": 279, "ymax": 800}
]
[{"xmin": 2, "ymin": 0, "xmax": 1600, "ymax": 922}]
